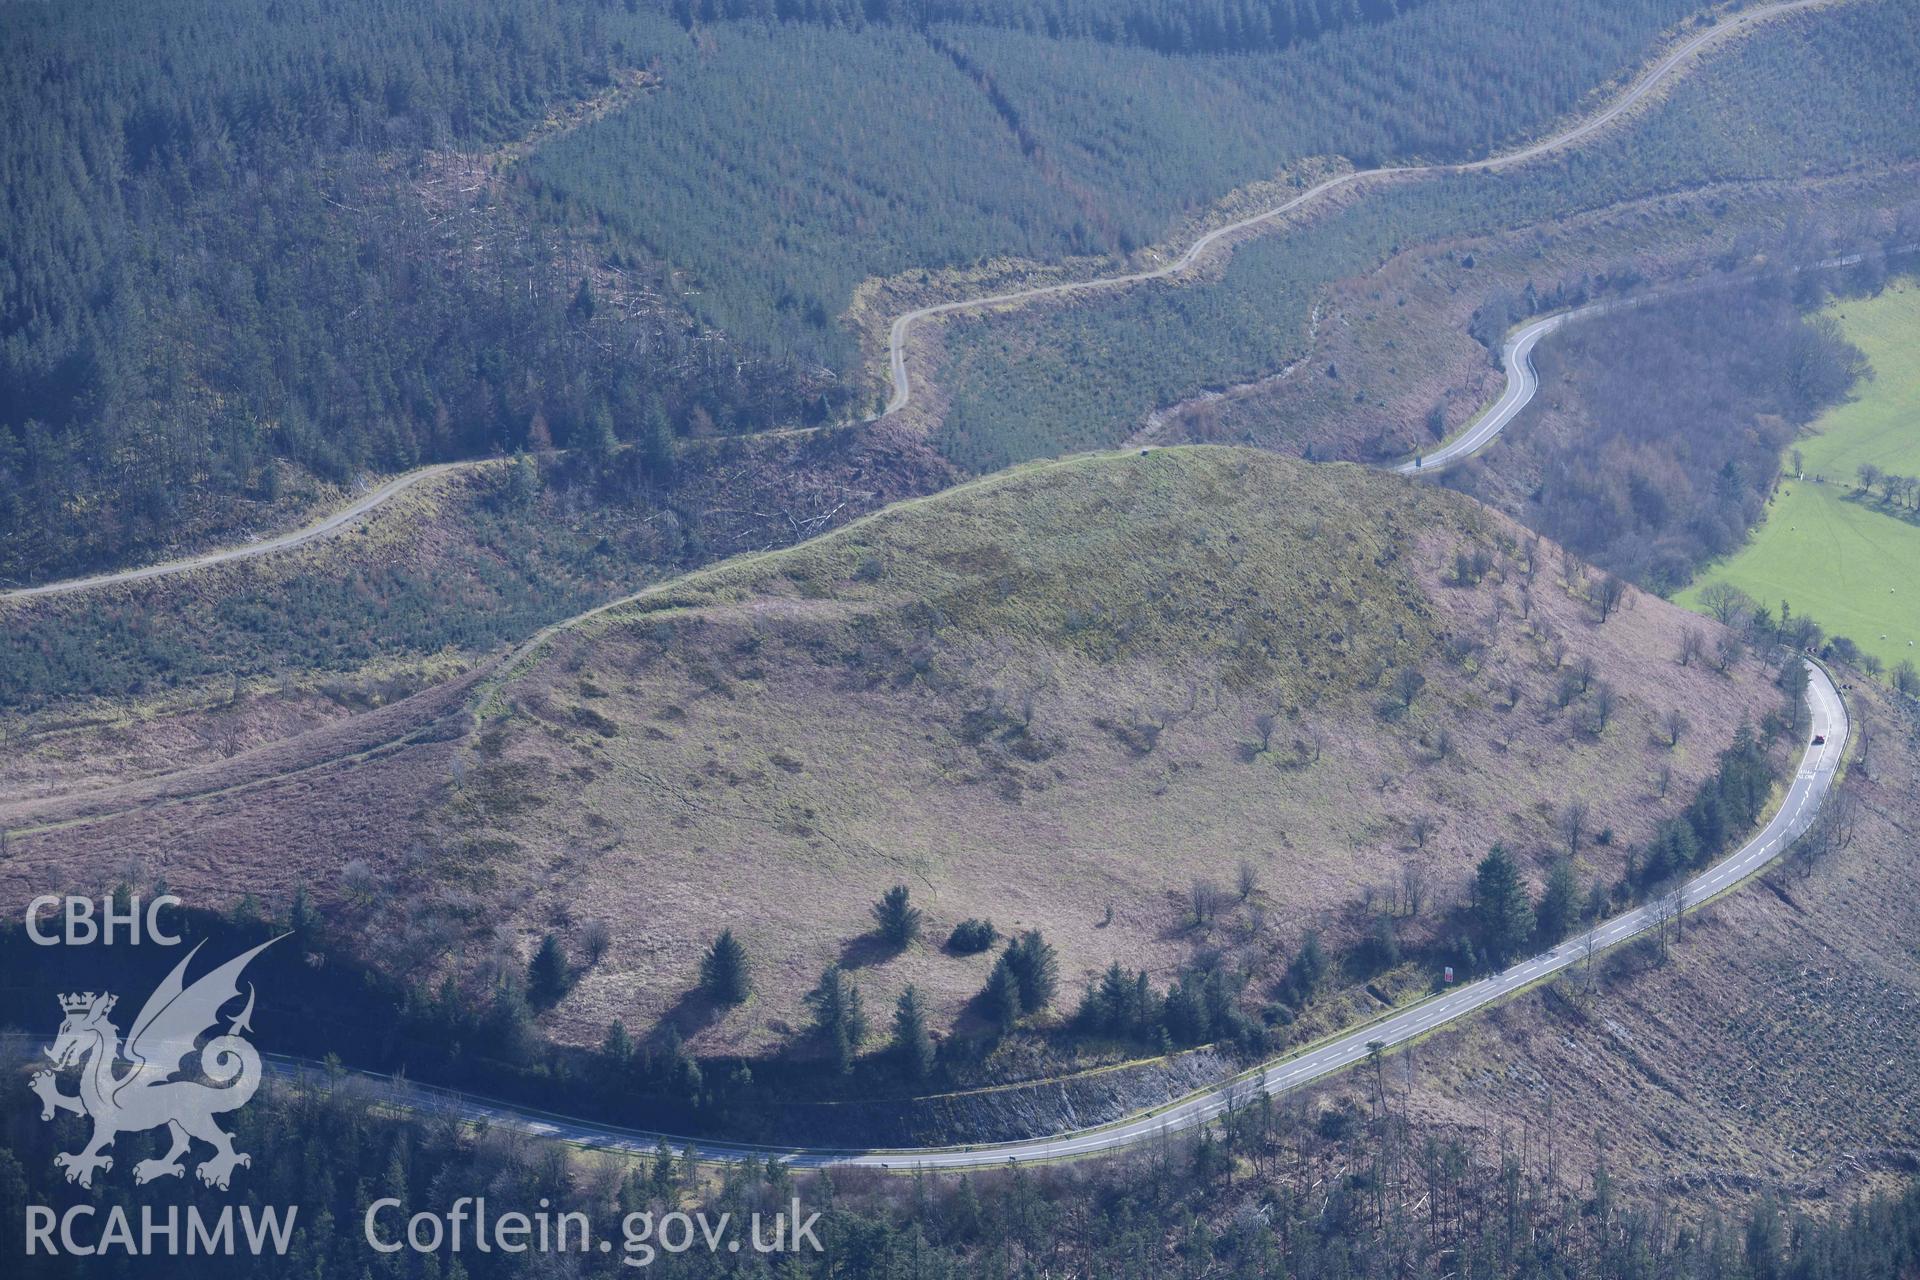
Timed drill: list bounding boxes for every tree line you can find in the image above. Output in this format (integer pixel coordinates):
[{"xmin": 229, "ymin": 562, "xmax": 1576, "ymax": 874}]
[
  {"xmin": 935, "ymin": 8, "xmax": 1920, "ymax": 476},
  {"xmin": 534, "ymin": 0, "xmax": 1710, "ymax": 403},
  {"xmin": 1856, "ymin": 463, "xmax": 1920, "ymax": 515}
]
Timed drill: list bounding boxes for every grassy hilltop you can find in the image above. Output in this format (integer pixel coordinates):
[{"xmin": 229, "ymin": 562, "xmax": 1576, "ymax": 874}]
[{"xmin": 416, "ymin": 447, "xmax": 1775, "ymax": 1056}]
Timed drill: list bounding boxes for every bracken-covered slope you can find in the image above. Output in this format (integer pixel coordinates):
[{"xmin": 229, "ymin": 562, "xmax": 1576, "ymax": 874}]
[{"xmin": 409, "ymin": 446, "xmax": 1775, "ymax": 1053}]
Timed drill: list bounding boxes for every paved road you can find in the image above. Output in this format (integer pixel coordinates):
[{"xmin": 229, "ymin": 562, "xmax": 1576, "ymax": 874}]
[
  {"xmin": 262, "ymin": 663, "xmax": 1845, "ymax": 1170},
  {"xmin": 0, "ymin": 462, "xmax": 468, "ymax": 603},
  {"xmin": 1391, "ymin": 238, "xmax": 1919, "ymax": 476},
  {"xmin": 1396, "ymin": 310, "xmax": 1568, "ymax": 476}
]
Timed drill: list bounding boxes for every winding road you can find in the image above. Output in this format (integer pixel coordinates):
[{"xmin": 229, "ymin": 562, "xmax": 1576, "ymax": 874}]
[
  {"xmin": 0, "ymin": 0, "xmax": 1839, "ymax": 603},
  {"xmin": 1394, "ymin": 238, "xmax": 1920, "ymax": 476},
  {"xmin": 1396, "ymin": 309, "xmax": 1569, "ymax": 475},
  {"xmin": 1405, "ymin": 308, "xmax": 1566, "ymax": 475}
]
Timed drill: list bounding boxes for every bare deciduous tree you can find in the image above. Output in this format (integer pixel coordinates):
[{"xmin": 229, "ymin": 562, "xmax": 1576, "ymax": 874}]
[
  {"xmin": 1651, "ymin": 892, "xmax": 1677, "ymax": 960},
  {"xmin": 1559, "ymin": 544, "xmax": 1581, "ymax": 586},
  {"xmin": 1661, "ymin": 708, "xmax": 1689, "ymax": 748},
  {"xmin": 1699, "ymin": 582, "xmax": 1754, "ymax": 627},
  {"xmin": 1790, "ymin": 782, "xmax": 1862, "ymax": 878},
  {"xmin": 1294, "ymin": 724, "xmax": 1324, "ymax": 766},
  {"xmin": 1678, "ymin": 628, "xmax": 1706, "ymax": 667},
  {"xmin": 341, "ymin": 859, "xmax": 379, "ymax": 906},
  {"xmin": 1400, "ymin": 861, "xmax": 1428, "ymax": 919},
  {"xmin": 1237, "ymin": 860, "xmax": 1259, "ymax": 902},
  {"xmin": 1191, "ymin": 879, "xmax": 1228, "ymax": 927},
  {"xmin": 1561, "ymin": 799, "xmax": 1591, "ymax": 855},
  {"xmin": 1390, "ymin": 667, "xmax": 1427, "ymax": 710},
  {"xmin": 1588, "ymin": 681, "xmax": 1618, "ymax": 733},
  {"xmin": 1252, "ymin": 712, "xmax": 1278, "ymax": 755},
  {"xmin": 1595, "ymin": 575, "xmax": 1627, "ymax": 622}
]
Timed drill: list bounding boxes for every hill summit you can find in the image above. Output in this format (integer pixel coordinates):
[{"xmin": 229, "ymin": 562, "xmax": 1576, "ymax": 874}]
[{"xmin": 427, "ymin": 447, "xmax": 1770, "ymax": 1054}]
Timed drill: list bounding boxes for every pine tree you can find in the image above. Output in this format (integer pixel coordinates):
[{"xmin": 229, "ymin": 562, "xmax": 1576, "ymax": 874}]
[
  {"xmin": 639, "ymin": 397, "xmax": 677, "ymax": 486},
  {"xmin": 891, "ymin": 985, "xmax": 936, "ymax": 1080},
  {"xmin": 1536, "ymin": 859, "xmax": 1580, "ymax": 944},
  {"xmin": 829, "ymin": 1015, "xmax": 855, "ymax": 1077},
  {"xmin": 949, "ymin": 1175, "xmax": 984, "ymax": 1242},
  {"xmin": 602, "ymin": 1020, "xmax": 634, "ymax": 1068},
  {"xmin": 1192, "ymin": 1127, "xmax": 1227, "ymax": 1185},
  {"xmin": 287, "ymin": 882, "xmax": 316, "ymax": 941},
  {"xmin": 1090, "ymin": 962, "xmax": 1137, "ymax": 1035},
  {"xmin": 1284, "ymin": 930, "xmax": 1326, "ymax": 1002},
  {"xmin": 985, "ymin": 954, "xmax": 1023, "ymax": 1035},
  {"xmin": 872, "ymin": 884, "xmax": 923, "ymax": 949},
  {"xmin": 584, "ymin": 405, "xmax": 617, "ymax": 472},
  {"xmin": 505, "ymin": 450, "xmax": 540, "ymax": 508},
  {"xmin": 1474, "ymin": 845, "xmax": 1534, "ymax": 966},
  {"xmin": 485, "ymin": 983, "xmax": 536, "ymax": 1063},
  {"xmin": 528, "ymin": 933, "xmax": 569, "ymax": 1006},
  {"xmin": 1003, "ymin": 930, "xmax": 1058, "ymax": 1011},
  {"xmin": 700, "ymin": 929, "xmax": 752, "ymax": 1006},
  {"xmin": 807, "ymin": 965, "xmax": 866, "ymax": 1073}
]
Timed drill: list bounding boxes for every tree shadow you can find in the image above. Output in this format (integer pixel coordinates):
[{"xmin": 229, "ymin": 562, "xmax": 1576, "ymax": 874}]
[
  {"xmin": 836, "ymin": 933, "xmax": 899, "ymax": 971},
  {"xmin": 649, "ymin": 986, "xmax": 724, "ymax": 1044},
  {"xmin": 1841, "ymin": 490, "xmax": 1920, "ymax": 528}
]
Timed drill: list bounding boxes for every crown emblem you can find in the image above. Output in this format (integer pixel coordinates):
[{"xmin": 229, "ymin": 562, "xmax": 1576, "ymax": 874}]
[{"xmin": 60, "ymin": 992, "xmax": 113, "ymax": 1016}]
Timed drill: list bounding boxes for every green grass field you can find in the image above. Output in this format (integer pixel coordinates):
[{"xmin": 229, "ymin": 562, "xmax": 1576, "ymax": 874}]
[{"xmin": 1680, "ymin": 283, "xmax": 1920, "ymax": 670}]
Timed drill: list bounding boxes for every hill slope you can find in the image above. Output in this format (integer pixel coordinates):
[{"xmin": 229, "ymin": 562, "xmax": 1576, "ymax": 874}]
[
  {"xmin": 1, "ymin": 449, "xmax": 1782, "ymax": 1068},
  {"xmin": 420, "ymin": 447, "xmax": 1775, "ymax": 1054}
]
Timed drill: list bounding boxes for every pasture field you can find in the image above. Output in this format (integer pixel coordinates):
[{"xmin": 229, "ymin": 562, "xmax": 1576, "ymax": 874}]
[
  {"xmin": 1806, "ymin": 284, "xmax": 1920, "ymax": 479},
  {"xmin": 1680, "ymin": 283, "xmax": 1920, "ymax": 669}
]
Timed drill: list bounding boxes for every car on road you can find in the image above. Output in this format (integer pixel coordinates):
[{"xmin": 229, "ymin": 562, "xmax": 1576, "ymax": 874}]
[{"xmin": 1811, "ymin": 734, "xmax": 1826, "ymax": 745}]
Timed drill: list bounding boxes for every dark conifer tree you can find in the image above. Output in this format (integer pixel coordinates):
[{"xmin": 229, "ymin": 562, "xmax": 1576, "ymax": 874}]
[{"xmin": 701, "ymin": 929, "xmax": 753, "ymax": 1006}]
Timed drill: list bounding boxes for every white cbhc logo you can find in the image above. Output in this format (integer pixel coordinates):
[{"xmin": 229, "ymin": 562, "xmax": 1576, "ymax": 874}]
[
  {"xmin": 26, "ymin": 893, "xmax": 283, "ymax": 1192},
  {"xmin": 26, "ymin": 894, "xmax": 183, "ymax": 946}
]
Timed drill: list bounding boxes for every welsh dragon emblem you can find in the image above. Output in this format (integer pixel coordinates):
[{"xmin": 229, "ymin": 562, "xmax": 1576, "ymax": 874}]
[{"xmin": 30, "ymin": 937, "xmax": 282, "ymax": 1190}]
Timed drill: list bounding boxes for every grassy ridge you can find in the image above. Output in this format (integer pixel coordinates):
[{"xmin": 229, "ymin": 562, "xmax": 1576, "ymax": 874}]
[
  {"xmin": 587, "ymin": 446, "xmax": 1441, "ymax": 697},
  {"xmin": 1679, "ymin": 283, "xmax": 1920, "ymax": 668},
  {"xmin": 0, "ymin": 427, "xmax": 952, "ymax": 712}
]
